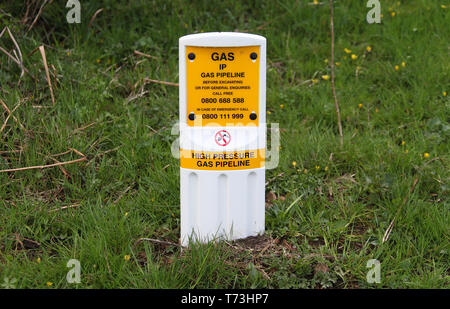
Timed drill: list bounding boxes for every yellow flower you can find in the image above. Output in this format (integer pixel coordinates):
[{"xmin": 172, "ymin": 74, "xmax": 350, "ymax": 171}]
[
  {"xmin": 358, "ymin": 103, "xmax": 363, "ymax": 109},
  {"xmin": 366, "ymin": 46, "xmax": 372, "ymax": 52},
  {"xmin": 267, "ymin": 111, "xmax": 271, "ymax": 115},
  {"xmin": 394, "ymin": 65, "xmax": 399, "ymax": 71},
  {"xmin": 96, "ymin": 59, "xmax": 101, "ymax": 64},
  {"xmin": 401, "ymin": 61, "xmax": 406, "ymax": 67},
  {"xmin": 405, "ymin": 149, "xmax": 409, "ymax": 154},
  {"xmin": 280, "ymin": 104, "xmax": 284, "ymax": 109},
  {"xmin": 321, "ymin": 75, "xmax": 330, "ymax": 80},
  {"xmin": 401, "ymin": 140, "xmax": 406, "ymax": 146},
  {"xmin": 344, "ymin": 48, "xmax": 352, "ymax": 54},
  {"xmin": 46, "ymin": 282, "xmax": 53, "ymax": 287},
  {"xmin": 37, "ymin": 257, "xmax": 41, "ymax": 263},
  {"xmin": 324, "ymin": 166, "xmax": 329, "ymax": 171},
  {"xmin": 351, "ymin": 54, "xmax": 358, "ymax": 60},
  {"xmin": 124, "ymin": 212, "xmax": 128, "ymax": 217},
  {"xmin": 391, "ymin": 12, "xmax": 396, "ymax": 17},
  {"xmin": 423, "ymin": 153, "xmax": 430, "ymax": 158},
  {"xmin": 312, "ymin": 79, "xmax": 319, "ymax": 84},
  {"xmin": 441, "ymin": 5, "xmax": 447, "ymax": 9},
  {"xmin": 124, "ymin": 255, "xmax": 131, "ymax": 261},
  {"xmin": 315, "ymin": 165, "xmax": 320, "ymax": 170},
  {"xmin": 292, "ymin": 161, "xmax": 297, "ymax": 167},
  {"xmin": 443, "ymin": 91, "xmax": 447, "ymax": 97},
  {"xmin": 313, "ymin": 0, "xmax": 319, "ymax": 5},
  {"xmin": 335, "ymin": 62, "xmax": 341, "ymax": 66}
]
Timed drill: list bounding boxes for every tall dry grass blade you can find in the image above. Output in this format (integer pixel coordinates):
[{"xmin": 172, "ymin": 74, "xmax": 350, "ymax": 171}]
[
  {"xmin": 382, "ymin": 177, "xmax": 419, "ymax": 243},
  {"xmin": 27, "ymin": 0, "xmax": 49, "ymax": 32},
  {"xmin": 6, "ymin": 27, "xmax": 24, "ymax": 78},
  {"xmin": 88, "ymin": 8, "xmax": 104, "ymax": 28},
  {"xmin": 0, "ymin": 27, "xmax": 35, "ymax": 81},
  {"xmin": 0, "ymin": 100, "xmax": 23, "ymax": 134},
  {"xmin": 329, "ymin": 0, "xmax": 344, "ymax": 147},
  {"xmin": 38, "ymin": 45, "xmax": 55, "ymax": 104},
  {"xmin": 0, "ymin": 99, "xmax": 25, "ymax": 131}
]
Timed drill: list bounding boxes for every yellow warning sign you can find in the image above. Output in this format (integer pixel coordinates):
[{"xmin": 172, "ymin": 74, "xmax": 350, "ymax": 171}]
[
  {"xmin": 186, "ymin": 46, "xmax": 260, "ymax": 127},
  {"xmin": 180, "ymin": 149, "xmax": 265, "ymax": 170}
]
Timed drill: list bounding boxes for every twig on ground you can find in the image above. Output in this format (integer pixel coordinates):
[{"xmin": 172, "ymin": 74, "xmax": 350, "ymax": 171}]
[
  {"xmin": 0, "ymin": 148, "xmax": 86, "ymax": 173},
  {"xmin": 113, "ymin": 183, "xmax": 134, "ymax": 204},
  {"xmin": 143, "ymin": 77, "xmax": 179, "ymax": 87},
  {"xmin": 134, "ymin": 50, "xmax": 158, "ymax": 60},
  {"xmin": 135, "ymin": 238, "xmax": 181, "ymax": 247},
  {"xmin": 49, "ymin": 204, "xmax": 80, "ymax": 213},
  {"xmin": 126, "ymin": 90, "xmax": 149, "ymax": 103},
  {"xmin": 49, "ymin": 156, "xmax": 71, "ymax": 179},
  {"xmin": 255, "ymin": 265, "xmax": 271, "ymax": 280},
  {"xmin": 86, "ymin": 145, "xmax": 121, "ymax": 166},
  {"xmin": 265, "ymin": 172, "xmax": 284, "ymax": 186},
  {"xmin": 0, "ymin": 149, "xmax": 22, "ymax": 155},
  {"xmin": 329, "ymin": 0, "xmax": 344, "ymax": 147},
  {"xmin": 32, "ymin": 105, "xmax": 52, "ymax": 109},
  {"xmin": 71, "ymin": 122, "xmax": 97, "ymax": 135},
  {"xmin": 68, "ymin": 148, "xmax": 85, "ymax": 158},
  {"xmin": 49, "ymin": 149, "xmax": 72, "ymax": 157},
  {"xmin": 0, "ymin": 157, "xmax": 86, "ymax": 173}
]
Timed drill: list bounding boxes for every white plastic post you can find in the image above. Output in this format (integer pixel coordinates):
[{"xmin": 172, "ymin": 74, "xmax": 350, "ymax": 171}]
[{"xmin": 179, "ymin": 32, "xmax": 266, "ymax": 246}]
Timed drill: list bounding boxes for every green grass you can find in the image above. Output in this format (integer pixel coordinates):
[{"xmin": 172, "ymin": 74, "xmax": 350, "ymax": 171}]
[{"xmin": 0, "ymin": 0, "xmax": 448, "ymax": 289}]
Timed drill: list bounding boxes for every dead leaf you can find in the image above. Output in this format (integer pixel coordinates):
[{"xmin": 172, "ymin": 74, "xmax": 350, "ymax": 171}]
[
  {"xmin": 314, "ymin": 263, "xmax": 329, "ymax": 274},
  {"xmin": 265, "ymin": 191, "xmax": 277, "ymax": 202}
]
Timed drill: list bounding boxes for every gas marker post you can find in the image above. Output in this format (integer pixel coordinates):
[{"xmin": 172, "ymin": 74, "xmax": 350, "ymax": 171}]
[{"xmin": 179, "ymin": 32, "xmax": 266, "ymax": 246}]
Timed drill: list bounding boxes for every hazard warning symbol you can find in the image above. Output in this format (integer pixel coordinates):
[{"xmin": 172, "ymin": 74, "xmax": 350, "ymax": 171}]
[{"xmin": 214, "ymin": 130, "xmax": 231, "ymax": 146}]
